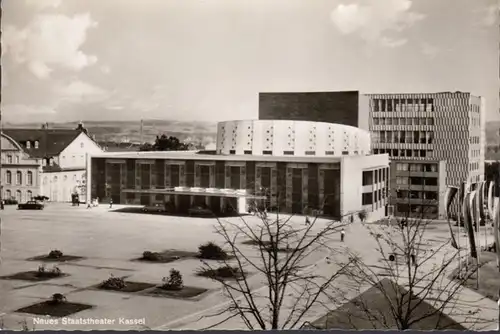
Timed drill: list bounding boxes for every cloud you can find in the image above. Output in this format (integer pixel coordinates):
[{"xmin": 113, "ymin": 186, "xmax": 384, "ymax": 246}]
[
  {"xmin": 53, "ymin": 80, "xmax": 108, "ymax": 104},
  {"xmin": 330, "ymin": 0, "xmax": 425, "ymax": 47},
  {"xmin": 3, "ymin": 104, "xmax": 58, "ymax": 123},
  {"xmin": 24, "ymin": 0, "xmax": 62, "ymax": 10},
  {"xmin": 3, "ymin": 13, "xmax": 98, "ymax": 79},
  {"xmin": 421, "ymin": 42, "xmax": 439, "ymax": 58},
  {"xmin": 481, "ymin": 3, "xmax": 499, "ymax": 26},
  {"xmin": 100, "ymin": 65, "xmax": 111, "ymax": 74}
]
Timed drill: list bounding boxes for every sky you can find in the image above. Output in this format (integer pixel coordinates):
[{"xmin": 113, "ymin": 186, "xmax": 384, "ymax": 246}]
[{"xmin": 2, "ymin": 0, "xmax": 499, "ymax": 124}]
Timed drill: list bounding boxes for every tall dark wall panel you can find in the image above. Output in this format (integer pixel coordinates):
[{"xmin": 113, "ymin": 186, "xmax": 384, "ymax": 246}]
[
  {"xmin": 246, "ymin": 161, "xmax": 255, "ymax": 194},
  {"xmin": 259, "ymin": 91, "xmax": 360, "ymax": 127},
  {"xmin": 276, "ymin": 162, "xmax": 287, "ymax": 208},
  {"xmin": 308, "ymin": 164, "xmax": 319, "ymax": 210},
  {"xmin": 215, "ymin": 161, "xmax": 225, "ymax": 188},
  {"xmin": 185, "ymin": 161, "xmax": 194, "ymax": 187}
]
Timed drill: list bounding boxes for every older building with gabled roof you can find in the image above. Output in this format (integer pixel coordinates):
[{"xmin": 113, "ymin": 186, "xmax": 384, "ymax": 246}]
[{"xmin": 3, "ymin": 122, "xmax": 104, "ymax": 202}]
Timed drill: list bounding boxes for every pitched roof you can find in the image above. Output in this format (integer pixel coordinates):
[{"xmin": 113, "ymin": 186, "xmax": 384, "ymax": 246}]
[{"xmin": 2, "ymin": 128, "xmax": 83, "ymax": 159}]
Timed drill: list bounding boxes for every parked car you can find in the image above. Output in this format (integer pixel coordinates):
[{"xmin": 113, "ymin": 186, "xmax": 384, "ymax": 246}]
[
  {"xmin": 142, "ymin": 203, "xmax": 166, "ymax": 213},
  {"xmin": 4, "ymin": 198, "xmax": 18, "ymax": 205},
  {"xmin": 18, "ymin": 200, "xmax": 44, "ymax": 210},
  {"xmin": 188, "ymin": 206, "xmax": 213, "ymax": 217}
]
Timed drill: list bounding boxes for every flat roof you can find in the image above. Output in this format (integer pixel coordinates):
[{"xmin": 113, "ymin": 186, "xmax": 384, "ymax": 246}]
[
  {"xmin": 122, "ymin": 187, "xmax": 267, "ymax": 199},
  {"xmin": 91, "ymin": 150, "xmax": 384, "ymax": 164}
]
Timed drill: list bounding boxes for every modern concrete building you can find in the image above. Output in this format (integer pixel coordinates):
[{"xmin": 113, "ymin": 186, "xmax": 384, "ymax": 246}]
[
  {"xmin": 0, "ymin": 133, "xmax": 41, "ymax": 203},
  {"xmin": 367, "ymin": 92, "xmax": 485, "ymax": 218},
  {"xmin": 88, "ymin": 120, "xmax": 390, "ymax": 221},
  {"xmin": 258, "ymin": 91, "xmax": 370, "ymax": 131}
]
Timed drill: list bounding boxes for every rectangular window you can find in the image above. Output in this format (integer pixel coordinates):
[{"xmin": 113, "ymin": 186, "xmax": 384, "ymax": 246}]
[
  {"xmin": 419, "ymin": 118, "xmax": 426, "ymax": 125},
  {"xmin": 397, "ymin": 203, "xmax": 410, "ymax": 213},
  {"xmin": 362, "ymin": 171, "xmax": 373, "ymax": 185},
  {"xmin": 425, "ymin": 178, "xmax": 438, "ymax": 186},
  {"xmin": 229, "ymin": 150, "xmax": 236, "ymax": 154},
  {"xmin": 400, "ymin": 131, "xmax": 405, "ymax": 143},
  {"xmin": 374, "ymin": 99, "xmax": 380, "ymax": 112},
  {"xmin": 305, "ymin": 151, "xmax": 315, "ymax": 155},
  {"xmin": 396, "ymin": 177, "xmax": 408, "ymax": 185},
  {"xmin": 424, "ymin": 191, "xmax": 438, "ymax": 200},
  {"xmin": 406, "ymin": 150, "xmax": 412, "ymax": 157},
  {"xmin": 262, "ymin": 150, "xmax": 272, "ymax": 155},
  {"xmin": 410, "ymin": 177, "xmax": 423, "ymax": 185},
  {"xmin": 342, "ymin": 151, "xmax": 349, "ymax": 155},
  {"xmin": 386, "ymin": 131, "xmax": 393, "ymax": 143},
  {"xmin": 420, "ymin": 131, "xmax": 426, "ymax": 144},
  {"xmin": 373, "ymin": 118, "xmax": 380, "ymax": 125},
  {"xmin": 395, "ymin": 99, "xmax": 401, "ymax": 111},
  {"xmin": 385, "ymin": 118, "xmax": 392, "ymax": 125},
  {"xmin": 420, "ymin": 150, "xmax": 426, "ymax": 158},
  {"xmin": 427, "ymin": 118, "xmax": 434, "ymax": 125},
  {"xmin": 244, "ymin": 150, "xmax": 252, "ymax": 155},
  {"xmin": 387, "ymin": 100, "xmax": 393, "ymax": 112},
  {"xmin": 283, "ymin": 151, "xmax": 294, "ymax": 155},
  {"xmin": 397, "ymin": 190, "xmax": 409, "ymax": 198},
  {"xmin": 362, "ymin": 192, "xmax": 373, "ymax": 205},
  {"xmin": 381, "ymin": 99, "xmax": 386, "ymax": 111},
  {"xmin": 410, "ymin": 164, "xmax": 422, "ymax": 172},
  {"xmin": 325, "ymin": 151, "xmax": 335, "ymax": 155}
]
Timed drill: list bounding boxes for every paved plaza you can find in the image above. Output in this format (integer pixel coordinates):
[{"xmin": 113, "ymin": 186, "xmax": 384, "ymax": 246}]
[{"xmin": 0, "ymin": 203, "xmax": 497, "ymax": 330}]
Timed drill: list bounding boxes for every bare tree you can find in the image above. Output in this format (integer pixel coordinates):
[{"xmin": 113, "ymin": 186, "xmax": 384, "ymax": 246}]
[
  {"xmin": 329, "ymin": 213, "xmax": 491, "ymax": 330},
  {"xmin": 197, "ymin": 206, "xmax": 356, "ymax": 330}
]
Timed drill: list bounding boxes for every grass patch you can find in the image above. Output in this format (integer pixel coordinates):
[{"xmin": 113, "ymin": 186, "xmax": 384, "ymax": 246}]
[
  {"xmin": 16, "ymin": 301, "xmax": 93, "ymax": 317},
  {"xmin": 96, "ymin": 280, "xmax": 156, "ymax": 293},
  {"xmin": 27, "ymin": 255, "xmax": 85, "ymax": 262},
  {"xmin": 196, "ymin": 266, "xmax": 245, "ymax": 281},
  {"xmin": 449, "ymin": 251, "xmax": 499, "ymax": 301},
  {"xmin": 0, "ymin": 271, "xmax": 69, "ymax": 282},
  {"xmin": 134, "ymin": 250, "xmax": 198, "ymax": 263},
  {"xmin": 310, "ymin": 278, "xmax": 465, "ymax": 330},
  {"xmin": 144, "ymin": 286, "xmax": 208, "ymax": 300}
]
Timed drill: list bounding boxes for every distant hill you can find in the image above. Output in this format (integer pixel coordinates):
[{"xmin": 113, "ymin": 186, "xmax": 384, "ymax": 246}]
[{"xmin": 3, "ymin": 119, "xmax": 218, "ymax": 147}]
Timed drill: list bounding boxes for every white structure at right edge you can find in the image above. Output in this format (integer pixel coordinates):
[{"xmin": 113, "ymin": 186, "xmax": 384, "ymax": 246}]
[{"xmin": 216, "ymin": 120, "xmax": 371, "ymax": 157}]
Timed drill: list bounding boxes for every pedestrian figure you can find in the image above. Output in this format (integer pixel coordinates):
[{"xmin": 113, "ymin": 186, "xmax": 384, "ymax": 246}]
[
  {"xmin": 87, "ymin": 200, "xmax": 91, "ymax": 209},
  {"xmin": 96, "ymin": 197, "xmax": 99, "ymax": 207},
  {"xmin": 305, "ymin": 216, "xmax": 311, "ymax": 226},
  {"xmin": 340, "ymin": 228, "xmax": 345, "ymax": 242},
  {"xmin": 109, "ymin": 198, "xmax": 113, "ymax": 209}
]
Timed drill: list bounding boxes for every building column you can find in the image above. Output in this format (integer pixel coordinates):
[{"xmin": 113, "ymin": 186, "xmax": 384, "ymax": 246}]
[
  {"xmin": 224, "ymin": 165, "xmax": 231, "ymax": 189},
  {"xmin": 209, "ymin": 165, "xmax": 215, "ymax": 188},
  {"xmin": 135, "ymin": 161, "xmax": 141, "ymax": 204},
  {"xmin": 255, "ymin": 166, "xmax": 261, "ymax": 194},
  {"xmin": 240, "ymin": 164, "xmax": 246, "ymax": 190},
  {"xmin": 165, "ymin": 163, "xmax": 171, "ymax": 188},
  {"xmin": 105, "ymin": 163, "xmax": 110, "ymax": 201},
  {"xmin": 149, "ymin": 164, "xmax": 154, "ymax": 205},
  {"xmin": 270, "ymin": 167, "xmax": 277, "ymax": 208},
  {"xmin": 195, "ymin": 164, "xmax": 201, "ymax": 187},
  {"xmin": 179, "ymin": 164, "xmax": 186, "ymax": 186},
  {"xmin": 302, "ymin": 168, "xmax": 308, "ymax": 211},
  {"xmin": 120, "ymin": 164, "xmax": 125, "ymax": 204},
  {"xmin": 285, "ymin": 167, "xmax": 292, "ymax": 212},
  {"xmin": 318, "ymin": 169, "xmax": 325, "ymax": 213}
]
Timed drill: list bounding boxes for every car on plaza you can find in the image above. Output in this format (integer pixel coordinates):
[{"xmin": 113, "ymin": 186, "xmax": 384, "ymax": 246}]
[
  {"xmin": 18, "ymin": 200, "xmax": 44, "ymax": 210},
  {"xmin": 188, "ymin": 205, "xmax": 213, "ymax": 217},
  {"xmin": 142, "ymin": 203, "xmax": 167, "ymax": 213}
]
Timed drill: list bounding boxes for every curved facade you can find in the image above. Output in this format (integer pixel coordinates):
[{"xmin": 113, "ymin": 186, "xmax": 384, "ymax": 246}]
[{"xmin": 216, "ymin": 120, "xmax": 371, "ymax": 157}]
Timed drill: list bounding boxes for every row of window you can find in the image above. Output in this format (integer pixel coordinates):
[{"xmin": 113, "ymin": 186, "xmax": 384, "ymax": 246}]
[
  {"xmin": 372, "ymin": 98, "xmax": 435, "ymax": 112},
  {"xmin": 4, "ymin": 155, "xmax": 20, "ymax": 164},
  {"xmin": 396, "ymin": 163, "xmax": 438, "ymax": 172},
  {"xmin": 4, "ymin": 189, "xmax": 33, "ymax": 201},
  {"xmin": 362, "ymin": 168, "xmax": 389, "ymax": 186},
  {"xmin": 42, "ymin": 174, "xmax": 79, "ymax": 184},
  {"xmin": 372, "ymin": 117, "xmax": 434, "ymax": 126},
  {"xmin": 5, "ymin": 170, "xmax": 34, "ymax": 186},
  {"xmin": 469, "ymin": 162, "xmax": 480, "ymax": 171},
  {"xmin": 469, "ymin": 136, "xmax": 480, "ymax": 145},
  {"xmin": 362, "ymin": 189, "xmax": 388, "ymax": 205},
  {"xmin": 396, "ymin": 203, "xmax": 438, "ymax": 214},
  {"xmin": 227, "ymin": 150, "xmax": 353, "ymax": 156},
  {"xmin": 374, "ymin": 148, "xmax": 431, "ymax": 158},
  {"xmin": 395, "ymin": 176, "xmax": 438, "ymax": 186},
  {"xmin": 373, "ymin": 130, "xmax": 434, "ymax": 144},
  {"xmin": 396, "ymin": 190, "xmax": 438, "ymax": 200},
  {"xmin": 24, "ymin": 141, "xmax": 39, "ymax": 149}
]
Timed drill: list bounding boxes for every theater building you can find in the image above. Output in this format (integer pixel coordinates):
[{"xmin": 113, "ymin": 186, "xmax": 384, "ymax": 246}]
[{"xmin": 87, "ymin": 120, "xmax": 390, "ymax": 220}]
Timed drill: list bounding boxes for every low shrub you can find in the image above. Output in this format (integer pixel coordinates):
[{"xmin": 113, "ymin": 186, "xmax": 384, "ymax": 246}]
[
  {"xmin": 48, "ymin": 250, "xmax": 63, "ymax": 259},
  {"xmin": 197, "ymin": 265, "xmax": 243, "ymax": 280},
  {"xmin": 100, "ymin": 275, "xmax": 126, "ymax": 290},
  {"xmin": 36, "ymin": 265, "xmax": 63, "ymax": 278},
  {"xmin": 161, "ymin": 269, "xmax": 184, "ymax": 291},
  {"xmin": 198, "ymin": 242, "xmax": 228, "ymax": 260},
  {"xmin": 142, "ymin": 251, "xmax": 163, "ymax": 261},
  {"xmin": 49, "ymin": 293, "xmax": 67, "ymax": 305}
]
